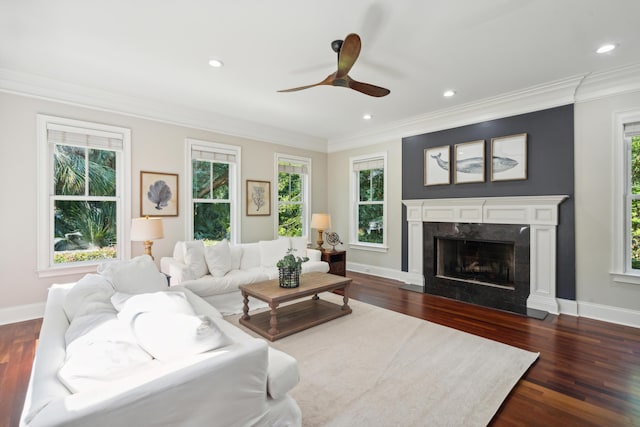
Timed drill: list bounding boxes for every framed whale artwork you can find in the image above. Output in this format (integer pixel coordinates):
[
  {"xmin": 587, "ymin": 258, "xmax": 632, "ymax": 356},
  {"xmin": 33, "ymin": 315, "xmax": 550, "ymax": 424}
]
[
  {"xmin": 454, "ymin": 140, "xmax": 485, "ymax": 184},
  {"xmin": 490, "ymin": 133, "xmax": 528, "ymax": 181},
  {"xmin": 424, "ymin": 145, "xmax": 450, "ymax": 186}
]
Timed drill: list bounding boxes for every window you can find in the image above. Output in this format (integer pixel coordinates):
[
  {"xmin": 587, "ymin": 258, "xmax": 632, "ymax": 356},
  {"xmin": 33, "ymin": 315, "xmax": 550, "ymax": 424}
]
[
  {"xmin": 350, "ymin": 153, "xmax": 387, "ymax": 251},
  {"xmin": 186, "ymin": 139, "xmax": 241, "ymax": 243},
  {"xmin": 37, "ymin": 115, "xmax": 131, "ymax": 276},
  {"xmin": 276, "ymin": 154, "xmax": 311, "ymax": 237},
  {"xmin": 626, "ymin": 121, "xmax": 640, "ymax": 271},
  {"xmin": 612, "ymin": 111, "xmax": 640, "ymax": 284}
]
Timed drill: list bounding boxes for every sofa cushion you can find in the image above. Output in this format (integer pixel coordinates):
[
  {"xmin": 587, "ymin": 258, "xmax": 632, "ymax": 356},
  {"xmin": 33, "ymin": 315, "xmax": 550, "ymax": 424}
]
[
  {"xmin": 98, "ymin": 255, "xmax": 167, "ymax": 295},
  {"xmin": 184, "ymin": 240, "xmax": 209, "ymax": 279},
  {"xmin": 132, "ymin": 312, "xmax": 231, "ymax": 361},
  {"xmin": 259, "ymin": 238, "xmax": 290, "ymax": 267},
  {"xmin": 240, "ymin": 243, "xmax": 261, "ymax": 270},
  {"xmin": 114, "ymin": 291, "xmax": 196, "ymax": 324},
  {"xmin": 182, "ymin": 269, "xmax": 269, "ymax": 297},
  {"xmin": 230, "ymin": 245, "xmax": 243, "ymax": 270},
  {"xmin": 290, "ymin": 236, "xmax": 309, "ymax": 258},
  {"xmin": 204, "ymin": 240, "xmax": 232, "ymax": 278}
]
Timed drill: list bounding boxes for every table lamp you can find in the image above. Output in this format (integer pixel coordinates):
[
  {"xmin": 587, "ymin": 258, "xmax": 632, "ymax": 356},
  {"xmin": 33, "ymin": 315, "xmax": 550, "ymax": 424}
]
[
  {"xmin": 131, "ymin": 216, "xmax": 164, "ymax": 260},
  {"xmin": 310, "ymin": 213, "xmax": 331, "ymax": 250}
]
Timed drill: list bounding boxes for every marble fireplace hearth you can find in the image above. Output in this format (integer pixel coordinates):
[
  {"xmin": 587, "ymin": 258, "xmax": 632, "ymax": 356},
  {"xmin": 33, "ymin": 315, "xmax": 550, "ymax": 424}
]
[{"xmin": 402, "ymin": 196, "xmax": 568, "ymax": 315}]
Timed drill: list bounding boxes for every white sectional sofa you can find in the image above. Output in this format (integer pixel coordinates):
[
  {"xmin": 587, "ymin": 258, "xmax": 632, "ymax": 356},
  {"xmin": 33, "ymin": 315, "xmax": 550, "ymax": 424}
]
[
  {"xmin": 160, "ymin": 237, "xmax": 329, "ymax": 314},
  {"xmin": 21, "ymin": 255, "xmax": 301, "ymax": 427}
]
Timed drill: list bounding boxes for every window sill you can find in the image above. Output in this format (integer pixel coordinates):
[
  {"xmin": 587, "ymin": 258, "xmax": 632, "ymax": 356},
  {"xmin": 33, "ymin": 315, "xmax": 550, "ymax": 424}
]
[
  {"xmin": 610, "ymin": 272, "xmax": 640, "ymax": 285},
  {"xmin": 348, "ymin": 243, "xmax": 388, "ymax": 253},
  {"xmin": 37, "ymin": 264, "xmax": 98, "ymax": 279}
]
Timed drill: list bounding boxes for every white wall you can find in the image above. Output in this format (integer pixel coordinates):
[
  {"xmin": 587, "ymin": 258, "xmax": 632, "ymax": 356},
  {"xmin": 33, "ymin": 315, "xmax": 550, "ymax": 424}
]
[
  {"xmin": 0, "ymin": 92, "xmax": 327, "ymax": 317},
  {"xmin": 327, "ymin": 139, "xmax": 403, "ymax": 273},
  {"xmin": 574, "ymin": 90, "xmax": 640, "ymax": 312}
]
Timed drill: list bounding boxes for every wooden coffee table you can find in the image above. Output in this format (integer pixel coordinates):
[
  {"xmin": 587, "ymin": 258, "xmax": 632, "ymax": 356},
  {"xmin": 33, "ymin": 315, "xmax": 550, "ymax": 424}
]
[{"xmin": 239, "ymin": 271, "xmax": 352, "ymax": 341}]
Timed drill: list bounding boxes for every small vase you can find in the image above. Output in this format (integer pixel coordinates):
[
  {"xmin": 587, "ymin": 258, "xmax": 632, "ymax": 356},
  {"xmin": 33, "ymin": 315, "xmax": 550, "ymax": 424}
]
[{"xmin": 279, "ymin": 267, "xmax": 300, "ymax": 288}]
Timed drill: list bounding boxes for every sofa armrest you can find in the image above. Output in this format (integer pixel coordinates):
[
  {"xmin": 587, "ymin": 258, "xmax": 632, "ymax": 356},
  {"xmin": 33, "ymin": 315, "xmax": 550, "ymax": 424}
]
[
  {"xmin": 159, "ymin": 257, "xmax": 193, "ymax": 286},
  {"xmin": 306, "ymin": 248, "xmax": 321, "ymax": 262},
  {"xmin": 267, "ymin": 348, "xmax": 299, "ymax": 399}
]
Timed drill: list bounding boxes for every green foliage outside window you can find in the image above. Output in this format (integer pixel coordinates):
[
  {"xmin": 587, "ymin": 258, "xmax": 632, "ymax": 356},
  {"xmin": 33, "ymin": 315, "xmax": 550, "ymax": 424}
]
[
  {"xmin": 278, "ymin": 171, "xmax": 303, "ymax": 237},
  {"xmin": 631, "ymin": 136, "xmax": 640, "ymax": 269},
  {"xmin": 192, "ymin": 160, "xmax": 231, "ymax": 241},
  {"xmin": 53, "ymin": 145, "xmax": 117, "ymax": 263},
  {"xmin": 358, "ymin": 168, "xmax": 384, "ymax": 244}
]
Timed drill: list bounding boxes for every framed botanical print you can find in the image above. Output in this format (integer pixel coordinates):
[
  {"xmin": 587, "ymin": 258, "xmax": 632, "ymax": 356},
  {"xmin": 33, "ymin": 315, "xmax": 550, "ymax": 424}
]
[
  {"xmin": 246, "ymin": 180, "xmax": 271, "ymax": 216},
  {"xmin": 140, "ymin": 171, "xmax": 179, "ymax": 216}
]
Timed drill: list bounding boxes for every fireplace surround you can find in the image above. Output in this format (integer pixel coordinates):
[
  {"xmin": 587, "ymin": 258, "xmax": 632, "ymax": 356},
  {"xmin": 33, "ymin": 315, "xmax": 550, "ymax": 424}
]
[{"xmin": 402, "ymin": 196, "xmax": 568, "ymax": 314}]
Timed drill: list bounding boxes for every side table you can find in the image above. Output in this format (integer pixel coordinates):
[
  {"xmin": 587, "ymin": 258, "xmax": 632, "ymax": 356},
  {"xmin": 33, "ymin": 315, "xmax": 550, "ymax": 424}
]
[{"xmin": 320, "ymin": 249, "xmax": 346, "ymax": 276}]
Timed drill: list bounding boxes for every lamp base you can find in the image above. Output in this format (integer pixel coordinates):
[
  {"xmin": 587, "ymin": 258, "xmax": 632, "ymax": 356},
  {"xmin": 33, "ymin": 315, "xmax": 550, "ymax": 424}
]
[
  {"xmin": 316, "ymin": 229, "xmax": 324, "ymax": 250},
  {"xmin": 143, "ymin": 240, "xmax": 155, "ymax": 260}
]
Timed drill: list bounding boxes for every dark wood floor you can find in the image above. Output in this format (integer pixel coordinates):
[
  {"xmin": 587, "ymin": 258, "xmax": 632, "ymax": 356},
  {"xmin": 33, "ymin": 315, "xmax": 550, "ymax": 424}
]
[{"xmin": 1, "ymin": 271, "xmax": 639, "ymax": 426}]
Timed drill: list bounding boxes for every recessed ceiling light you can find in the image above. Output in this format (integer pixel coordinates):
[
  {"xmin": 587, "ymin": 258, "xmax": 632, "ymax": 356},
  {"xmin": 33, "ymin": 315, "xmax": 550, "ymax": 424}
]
[
  {"xmin": 596, "ymin": 44, "xmax": 616, "ymax": 54},
  {"xmin": 208, "ymin": 58, "xmax": 224, "ymax": 68},
  {"xmin": 363, "ymin": 114, "xmax": 373, "ymax": 120},
  {"xmin": 443, "ymin": 90, "xmax": 456, "ymax": 97}
]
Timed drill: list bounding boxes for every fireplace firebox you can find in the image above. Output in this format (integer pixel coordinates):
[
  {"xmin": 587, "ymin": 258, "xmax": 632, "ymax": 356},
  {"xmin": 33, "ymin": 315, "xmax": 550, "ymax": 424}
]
[
  {"xmin": 424, "ymin": 223, "xmax": 530, "ymax": 315},
  {"xmin": 436, "ymin": 238, "xmax": 515, "ymax": 288}
]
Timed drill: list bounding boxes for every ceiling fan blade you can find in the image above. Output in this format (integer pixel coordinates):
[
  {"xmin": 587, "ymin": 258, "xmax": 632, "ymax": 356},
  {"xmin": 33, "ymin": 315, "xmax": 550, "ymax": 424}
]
[
  {"xmin": 348, "ymin": 78, "xmax": 390, "ymax": 97},
  {"xmin": 278, "ymin": 74, "xmax": 335, "ymax": 93},
  {"xmin": 336, "ymin": 33, "xmax": 361, "ymax": 79}
]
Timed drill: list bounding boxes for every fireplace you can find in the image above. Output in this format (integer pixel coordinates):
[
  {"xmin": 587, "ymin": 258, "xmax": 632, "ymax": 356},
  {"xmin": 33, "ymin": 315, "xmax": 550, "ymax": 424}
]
[
  {"xmin": 402, "ymin": 196, "xmax": 568, "ymax": 314},
  {"xmin": 424, "ymin": 223, "xmax": 530, "ymax": 314},
  {"xmin": 436, "ymin": 237, "xmax": 515, "ymax": 288}
]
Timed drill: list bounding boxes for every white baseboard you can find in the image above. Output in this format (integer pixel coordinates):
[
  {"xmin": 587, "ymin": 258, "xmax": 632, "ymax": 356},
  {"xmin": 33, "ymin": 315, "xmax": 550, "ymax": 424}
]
[
  {"xmin": 348, "ymin": 263, "xmax": 640, "ymax": 328},
  {"xmin": 576, "ymin": 301, "xmax": 640, "ymax": 328},
  {"xmin": 0, "ymin": 302, "xmax": 45, "ymax": 326},
  {"xmin": 347, "ymin": 261, "xmax": 422, "ymax": 285}
]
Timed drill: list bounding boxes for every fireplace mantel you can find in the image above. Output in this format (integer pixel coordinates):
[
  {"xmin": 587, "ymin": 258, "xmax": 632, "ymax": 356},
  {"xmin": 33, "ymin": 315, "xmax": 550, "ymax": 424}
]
[{"xmin": 402, "ymin": 195, "xmax": 568, "ymax": 314}]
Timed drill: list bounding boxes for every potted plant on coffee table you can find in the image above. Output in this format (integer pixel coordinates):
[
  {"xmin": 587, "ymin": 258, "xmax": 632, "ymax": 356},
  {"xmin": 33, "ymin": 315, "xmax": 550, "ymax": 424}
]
[{"xmin": 276, "ymin": 248, "xmax": 309, "ymax": 288}]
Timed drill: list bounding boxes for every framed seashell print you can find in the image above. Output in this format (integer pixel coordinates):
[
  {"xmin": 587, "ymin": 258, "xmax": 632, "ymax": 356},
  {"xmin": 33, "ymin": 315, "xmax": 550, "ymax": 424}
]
[{"xmin": 141, "ymin": 171, "xmax": 179, "ymax": 216}]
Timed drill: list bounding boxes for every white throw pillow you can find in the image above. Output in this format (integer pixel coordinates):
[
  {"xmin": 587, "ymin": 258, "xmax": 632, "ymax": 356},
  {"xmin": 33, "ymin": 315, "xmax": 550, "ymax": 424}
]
[
  {"xmin": 98, "ymin": 255, "xmax": 167, "ymax": 295},
  {"xmin": 183, "ymin": 241, "xmax": 209, "ymax": 279},
  {"xmin": 204, "ymin": 240, "xmax": 231, "ymax": 278},
  {"xmin": 290, "ymin": 236, "xmax": 309, "ymax": 258},
  {"xmin": 131, "ymin": 312, "xmax": 231, "ymax": 361},
  {"xmin": 63, "ymin": 274, "xmax": 115, "ymax": 321},
  {"xmin": 240, "ymin": 243, "xmax": 261, "ymax": 270},
  {"xmin": 259, "ymin": 239, "xmax": 290, "ymax": 268}
]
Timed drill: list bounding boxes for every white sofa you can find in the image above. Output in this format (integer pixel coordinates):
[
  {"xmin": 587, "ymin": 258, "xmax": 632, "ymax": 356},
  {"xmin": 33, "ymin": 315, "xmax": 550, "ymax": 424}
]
[
  {"xmin": 160, "ymin": 237, "xmax": 329, "ymax": 314},
  {"xmin": 21, "ymin": 255, "xmax": 301, "ymax": 427}
]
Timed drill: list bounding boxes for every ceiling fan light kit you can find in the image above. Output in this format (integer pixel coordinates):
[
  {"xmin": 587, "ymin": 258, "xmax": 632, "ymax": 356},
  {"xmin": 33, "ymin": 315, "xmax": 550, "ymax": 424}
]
[{"xmin": 279, "ymin": 33, "xmax": 390, "ymax": 98}]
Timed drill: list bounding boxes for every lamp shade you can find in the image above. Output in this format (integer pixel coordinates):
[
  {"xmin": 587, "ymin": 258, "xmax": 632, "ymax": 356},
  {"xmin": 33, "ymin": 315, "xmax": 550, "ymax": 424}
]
[
  {"xmin": 131, "ymin": 217, "xmax": 164, "ymax": 241},
  {"xmin": 310, "ymin": 213, "xmax": 331, "ymax": 230}
]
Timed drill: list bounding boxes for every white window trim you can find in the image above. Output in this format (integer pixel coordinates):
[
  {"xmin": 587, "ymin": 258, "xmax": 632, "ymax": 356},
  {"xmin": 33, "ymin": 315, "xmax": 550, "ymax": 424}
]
[
  {"xmin": 36, "ymin": 114, "xmax": 131, "ymax": 277},
  {"xmin": 274, "ymin": 153, "xmax": 312, "ymax": 240},
  {"xmin": 185, "ymin": 138, "xmax": 241, "ymax": 244},
  {"xmin": 611, "ymin": 109, "xmax": 640, "ymax": 285},
  {"xmin": 349, "ymin": 152, "xmax": 388, "ymax": 252}
]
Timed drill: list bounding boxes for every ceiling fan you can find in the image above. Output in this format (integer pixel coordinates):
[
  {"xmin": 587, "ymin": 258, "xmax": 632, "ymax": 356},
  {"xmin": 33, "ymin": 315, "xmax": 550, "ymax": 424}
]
[{"xmin": 278, "ymin": 33, "xmax": 390, "ymax": 98}]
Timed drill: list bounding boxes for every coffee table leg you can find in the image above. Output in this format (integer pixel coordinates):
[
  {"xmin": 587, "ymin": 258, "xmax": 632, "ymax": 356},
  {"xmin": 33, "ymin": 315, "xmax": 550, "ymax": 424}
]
[
  {"xmin": 241, "ymin": 292, "xmax": 250, "ymax": 320},
  {"xmin": 342, "ymin": 286, "xmax": 350, "ymax": 311},
  {"xmin": 312, "ymin": 293, "xmax": 319, "ymax": 300},
  {"xmin": 268, "ymin": 303, "xmax": 279, "ymax": 336}
]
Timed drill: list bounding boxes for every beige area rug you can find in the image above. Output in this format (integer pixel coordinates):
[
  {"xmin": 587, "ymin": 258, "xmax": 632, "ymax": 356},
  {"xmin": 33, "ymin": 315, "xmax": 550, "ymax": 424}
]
[{"xmin": 226, "ymin": 294, "xmax": 539, "ymax": 427}]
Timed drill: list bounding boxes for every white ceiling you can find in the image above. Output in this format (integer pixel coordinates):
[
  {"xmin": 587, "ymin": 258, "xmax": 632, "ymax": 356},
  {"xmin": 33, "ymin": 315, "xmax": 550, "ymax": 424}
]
[{"xmin": 2, "ymin": 0, "xmax": 640, "ymax": 148}]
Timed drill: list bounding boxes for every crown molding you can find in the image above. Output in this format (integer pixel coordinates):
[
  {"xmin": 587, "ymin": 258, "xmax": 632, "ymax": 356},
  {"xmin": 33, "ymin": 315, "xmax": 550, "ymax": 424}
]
[
  {"xmin": 0, "ymin": 68, "xmax": 328, "ymax": 153},
  {"xmin": 327, "ymin": 75, "xmax": 584, "ymax": 152},
  {"xmin": 574, "ymin": 62, "xmax": 640, "ymax": 103}
]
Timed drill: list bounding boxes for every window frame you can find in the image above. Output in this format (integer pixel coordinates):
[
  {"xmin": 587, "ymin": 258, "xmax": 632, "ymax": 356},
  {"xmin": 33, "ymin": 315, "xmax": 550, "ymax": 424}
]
[
  {"xmin": 274, "ymin": 153, "xmax": 311, "ymax": 239},
  {"xmin": 349, "ymin": 152, "xmax": 388, "ymax": 252},
  {"xmin": 36, "ymin": 114, "xmax": 131, "ymax": 277},
  {"xmin": 611, "ymin": 110, "xmax": 640, "ymax": 284},
  {"xmin": 185, "ymin": 138, "xmax": 241, "ymax": 244}
]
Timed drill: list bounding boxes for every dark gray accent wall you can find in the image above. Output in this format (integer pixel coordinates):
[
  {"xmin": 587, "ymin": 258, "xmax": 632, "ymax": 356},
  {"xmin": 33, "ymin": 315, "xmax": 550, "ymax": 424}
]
[{"xmin": 401, "ymin": 104, "xmax": 575, "ymax": 300}]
